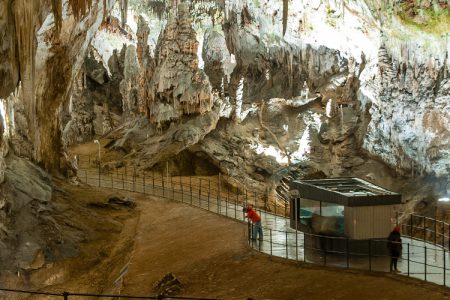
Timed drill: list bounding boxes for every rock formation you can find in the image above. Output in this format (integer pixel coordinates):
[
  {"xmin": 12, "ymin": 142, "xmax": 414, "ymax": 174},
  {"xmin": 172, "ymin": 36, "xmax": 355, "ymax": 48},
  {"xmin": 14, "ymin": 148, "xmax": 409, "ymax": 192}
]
[
  {"xmin": 62, "ymin": 71, "xmax": 95, "ymax": 147},
  {"xmin": 136, "ymin": 15, "xmax": 150, "ymax": 67},
  {"xmin": 362, "ymin": 45, "xmax": 450, "ymax": 177},
  {"xmin": 120, "ymin": 45, "xmax": 140, "ymax": 117},
  {"xmin": 140, "ymin": 3, "xmax": 214, "ymax": 128},
  {"xmin": 0, "ymin": 0, "xmax": 118, "ymax": 172}
]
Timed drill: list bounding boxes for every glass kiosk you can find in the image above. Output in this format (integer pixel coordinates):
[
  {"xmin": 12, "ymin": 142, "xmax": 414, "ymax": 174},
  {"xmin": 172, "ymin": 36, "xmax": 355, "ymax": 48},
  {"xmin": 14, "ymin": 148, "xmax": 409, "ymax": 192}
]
[{"xmin": 289, "ymin": 178, "xmax": 402, "ymax": 258}]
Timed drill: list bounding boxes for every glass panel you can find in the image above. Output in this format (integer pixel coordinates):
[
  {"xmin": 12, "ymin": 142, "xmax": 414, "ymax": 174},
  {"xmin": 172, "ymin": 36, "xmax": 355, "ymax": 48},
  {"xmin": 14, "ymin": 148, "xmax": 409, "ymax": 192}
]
[
  {"xmin": 300, "ymin": 198, "xmax": 320, "ymax": 226},
  {"xmin": 319, "ymin": 202, "xmax": 345, "ymax": 236}
]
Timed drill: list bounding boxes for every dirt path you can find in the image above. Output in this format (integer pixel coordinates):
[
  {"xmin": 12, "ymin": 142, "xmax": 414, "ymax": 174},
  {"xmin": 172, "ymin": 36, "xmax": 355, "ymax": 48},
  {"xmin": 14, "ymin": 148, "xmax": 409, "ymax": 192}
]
[
  {"xmin": 68, "ymin": 141, "xmax": 450, "ymax": 299},
  {"xmin": 120, "ymin": 197, "xmax": 449, "ymax": 300}
]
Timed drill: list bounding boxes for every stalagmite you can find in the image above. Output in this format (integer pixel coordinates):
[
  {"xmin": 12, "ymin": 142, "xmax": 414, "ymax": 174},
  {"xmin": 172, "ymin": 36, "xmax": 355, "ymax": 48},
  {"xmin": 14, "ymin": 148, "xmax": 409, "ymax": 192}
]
[
  {"xmin": 139, "ymin": 2, "xmax": 215, "ymax": 128},
  {"xmin": 120, "ymin": 45, "xmax": 140, "ymax": 117},
  {"xmin": 136, "ymin": 16, "xmax": 150, "ymax": 67}
]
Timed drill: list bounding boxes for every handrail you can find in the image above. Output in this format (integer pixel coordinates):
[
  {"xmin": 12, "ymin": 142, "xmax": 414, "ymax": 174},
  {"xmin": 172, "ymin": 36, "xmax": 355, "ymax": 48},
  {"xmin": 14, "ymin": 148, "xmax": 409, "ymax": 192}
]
[{"xmin": 0, "ymin": 287, "xmax": 219, "ymax": 299}]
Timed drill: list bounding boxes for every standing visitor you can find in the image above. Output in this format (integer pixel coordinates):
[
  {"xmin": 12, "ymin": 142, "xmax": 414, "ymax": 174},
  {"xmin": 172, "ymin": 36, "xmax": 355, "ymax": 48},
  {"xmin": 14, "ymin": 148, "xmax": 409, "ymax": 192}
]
[
  {"xmin": 245, "ymin": 204, "xmax": 263, "ymax": 241},
  {"xmin": 387, "ymin": 225, "xmax": 402, "ymax": 272}
]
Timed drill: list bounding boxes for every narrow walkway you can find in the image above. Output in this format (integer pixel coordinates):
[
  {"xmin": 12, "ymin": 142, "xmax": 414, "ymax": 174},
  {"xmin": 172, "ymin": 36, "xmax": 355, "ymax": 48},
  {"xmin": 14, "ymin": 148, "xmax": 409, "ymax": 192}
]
[{"xmin": 80, "ymin": 169, "xmax": 450, "ymax": 288}]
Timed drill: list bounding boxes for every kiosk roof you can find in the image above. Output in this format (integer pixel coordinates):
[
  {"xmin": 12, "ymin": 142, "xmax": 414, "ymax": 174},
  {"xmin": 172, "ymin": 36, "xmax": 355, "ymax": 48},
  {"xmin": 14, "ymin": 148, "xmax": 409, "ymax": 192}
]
[{"xmin": 289, "ymin": 177, "xmax": 402, "ymax": 206}]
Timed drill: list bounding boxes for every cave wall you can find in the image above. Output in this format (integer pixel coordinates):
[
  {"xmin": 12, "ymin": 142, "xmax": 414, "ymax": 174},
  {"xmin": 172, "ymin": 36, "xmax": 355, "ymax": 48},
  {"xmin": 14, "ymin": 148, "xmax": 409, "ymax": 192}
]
[
  {"xmin": 0, "ymin": 0, "xmax": 126, "ymax": 172},
  {"xmin": 362, "ymin": 46, "xmax": 450, "ymax": 177}
]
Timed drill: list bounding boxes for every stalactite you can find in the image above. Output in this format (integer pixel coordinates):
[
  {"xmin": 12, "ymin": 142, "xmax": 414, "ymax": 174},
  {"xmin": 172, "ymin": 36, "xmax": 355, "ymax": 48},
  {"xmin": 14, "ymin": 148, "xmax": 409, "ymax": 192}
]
[
  {"xmin": 120, "ymin": 0, "xmax": 128, "ymax": 28},
  {"xmin": 13, "ymin": 0, "xmax": 38, "ymax": 133},
  {"xmin": 282, "ymin": 0, "xmax": 288, "ymax": 36},
  {"xmin": 103, "ymin": 0, "xmax": 108, "ymax": 23},
  {"xmin": 50, "ymin": 0, "xmax": 62, "ymax": 34},
  {"xmin": 68, "ymin": 0, "xmax": 93, "ymax": 20}
]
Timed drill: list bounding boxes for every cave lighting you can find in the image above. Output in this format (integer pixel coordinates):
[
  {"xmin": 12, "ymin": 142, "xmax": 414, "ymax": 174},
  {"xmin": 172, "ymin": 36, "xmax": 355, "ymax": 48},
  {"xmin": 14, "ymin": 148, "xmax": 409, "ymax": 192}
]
[{"xmin": 438, "ymin": 197, "xmax": 450, "ymax": 202}]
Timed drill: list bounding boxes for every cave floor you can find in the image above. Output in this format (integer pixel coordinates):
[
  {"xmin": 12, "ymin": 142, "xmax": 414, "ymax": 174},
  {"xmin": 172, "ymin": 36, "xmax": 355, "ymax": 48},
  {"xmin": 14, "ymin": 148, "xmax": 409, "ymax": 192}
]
[
  {"xmin": 112, "ymin": 192, "xmax": 448, "ymax": 300},
  {"xmin": 60, "ymin": 140, "xmax": 450, "ymax": 299}
]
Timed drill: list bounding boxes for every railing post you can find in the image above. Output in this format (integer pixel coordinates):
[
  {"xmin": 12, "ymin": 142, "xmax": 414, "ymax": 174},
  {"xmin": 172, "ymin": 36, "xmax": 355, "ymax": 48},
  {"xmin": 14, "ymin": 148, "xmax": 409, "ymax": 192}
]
[
  {"xmin": 425, "ymin": 246, "xmax": 427, "ymax": 281},
  {"xmin": 237, "ymin": 188, "xmax": 240, "ymax": 219},
  {"xmin": 407, "ymin": 243, "xmax": 410, "ymax": 276},
  {"xmin": 435, "ymin": 218, "xmax": 438, "ymax": 245},
  {"xmin": 346, "ymin": 237, "xmax": 350, "ymax": 268},
  {"xmin": 423, "ymin": 216, "xmax": 426, "ymax": 241},
  {"xmin": 270, "ymin": 228, "xmax": 273, "ymax": 255},
  {"xmin": 444, "ymin": 248, "xmax": 446, "ymax": 286},
  {"xmin": 234, "ymin": 189, "xmax": 237, "ymax": 219},
  {"xmin": 295, "ymin": 231, "xmax": 298, "ymax": 261},
  {"xmin": 227, "ymin": 187, "xmax": 230, "ymax": 217},
  {"xmin": 133, "ymin": 167, "xmax": 135, "ymax": 192},
  {"xmin": 303, "ymin": 233, "xmax": 306, "ymax": 262},
  {"xmin": 199, "ymin": 178, "xmax": 202, "ymax": 206},
  {"xmin": 410, "ymin": 214, "xmax": 413, "ymax": 238},
  {"xmin": 171, "ymin": 174, "xmax": 174, "ymax": 199},
  {"xmin": 208, "ymin": 179, "xmax": 211, "ymax": 211},
  {"xmin": 442, "ymin": 221, "xmax": 445, "ymax": 247},
  {"xmin": 284, "ymin": 200, "xmax": 287, "ymax": 217},
  {"xmin": 285, "ymin": 231, "xmax": 288, "ymax": 259},
  {"xmin": 249, "ymin": 221, "xmax": 252, "ymax": 245},
  {"xmin": 217, "ymin": 173, "xmax": 221, "ymax": 214},
  {"xmin": 181, "ymin": 177, "xmax": 184, "ymax": 202},
  {"xmin": 275, "ymin": 199, "xmax": 277, "ymax": 218},
  {"xmin": 162, "ymin": 173, "xmax": 165, "ymax": 198},
  {"xmin": 259, "ymin": 231, "xmax": 262, "ymax": 251},
  {"xmin": 190, "ymin": 176, "xmax": 193, "ymax": 205},
  {"xmin": 245, "ymin": 189, "xmax": 248, "ymax": 207},
  {"xmin": 368, "ymin": 239, "xmax": 372, "ymax": 271},
  {"xmin": 63, "ymin": 291, "xmax": 69, "ymax": 300}
]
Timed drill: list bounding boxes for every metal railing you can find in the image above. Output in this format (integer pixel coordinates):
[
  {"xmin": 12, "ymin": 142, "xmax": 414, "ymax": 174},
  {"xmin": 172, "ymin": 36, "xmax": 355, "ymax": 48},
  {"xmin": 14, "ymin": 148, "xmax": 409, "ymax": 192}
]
[
  {"xmin": 76, "ymin": 166, "xmax": 289, "ymax": 217},
  {"xmin": 399, "ymin": 213, "xmax": 450, "ymax": 250},
  {"xmin": 248, "ymin": 223, "xmax": 450, "ymax": 286},
  {"xmin": 0, "ymin": 287, "xmax": 218, "ymax": 299},
  {"xmin": 75, "ymin": 163, "xmax": 450, "ymax": 288}
]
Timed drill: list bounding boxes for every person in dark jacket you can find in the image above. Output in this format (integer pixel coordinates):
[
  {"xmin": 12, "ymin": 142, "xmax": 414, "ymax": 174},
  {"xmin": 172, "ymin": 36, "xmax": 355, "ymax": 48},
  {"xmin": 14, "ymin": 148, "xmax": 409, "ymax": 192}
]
[{"xmin": 388, "ymin": 225, "xmax": 402, "ymax": 272}]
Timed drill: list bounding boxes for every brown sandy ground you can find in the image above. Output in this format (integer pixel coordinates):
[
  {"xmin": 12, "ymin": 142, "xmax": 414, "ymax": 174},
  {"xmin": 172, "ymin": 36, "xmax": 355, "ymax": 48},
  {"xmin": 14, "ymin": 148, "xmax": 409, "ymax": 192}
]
[
  {"xmin": 119, "ymin": 194, "xmax": 450, "ymax": 300},
  {"xmin": 3, "ymin": 178, "xmax": 448, "ymax": 300},
  {"xmin": 0, "ymin": 179, "xmax": 138, "ymax": 300},
  {"xmin": 66, "ymin": 141, "xmax": 450, "ymax": 300}
]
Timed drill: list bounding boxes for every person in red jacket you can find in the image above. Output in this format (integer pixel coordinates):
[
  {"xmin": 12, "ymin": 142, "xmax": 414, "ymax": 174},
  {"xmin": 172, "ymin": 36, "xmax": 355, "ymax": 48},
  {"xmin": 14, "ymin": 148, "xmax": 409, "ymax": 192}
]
[{"xmin": 245, "ymin": 204, "xmax": 263, "ymax": 241}]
